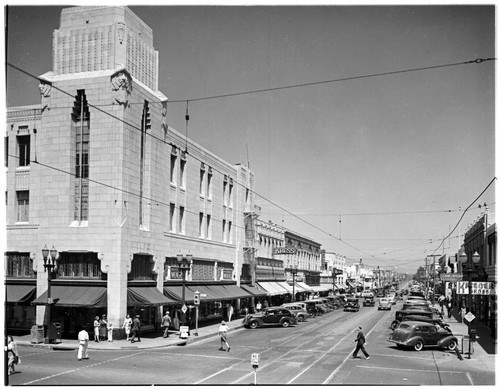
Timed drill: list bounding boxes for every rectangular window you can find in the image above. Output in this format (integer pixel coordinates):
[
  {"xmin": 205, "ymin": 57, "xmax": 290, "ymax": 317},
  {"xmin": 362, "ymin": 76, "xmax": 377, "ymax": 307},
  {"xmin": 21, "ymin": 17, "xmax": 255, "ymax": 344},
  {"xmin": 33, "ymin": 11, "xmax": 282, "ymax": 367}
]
[
  {"xmin": 228, "ymin": 221, "xmax": 232, "ymax": 243},
  {"xmin": 206, "ymin": 214, "xmax": 211, "ymax": 239},
  {"xmin": 200, "ymin": 166, "xmax": 205, "ymax": 196},
  {"xmin": 16, "ymin": 191, "xmax": 29, "ymax": 222},
  {"xmin": 222, "ymin": 219, "xmax": 226, "ymax": 243},
  {"xmin": 207, "ymin": 169, "xmax": 213, "ymax": 199},
  {"xmin": 4, "ymin": 136, "xmax": 8, "ymax": 167},
  {"xmin": 169, "ymin": 203, "xmax": 176, "ymax": 232},
  {"xmin": 229, "ymin": 182, "xmax": 233, "ymax": 208},
  {"xmin": 199, "ymin": 212, "xmax": 204, "ymax": 238},
  {"xmin": 73, "ymin": 90, "xmax": 90, "ymax": 222},
  {"xmin": 179, "ymin": 206, "xmax": 185, "ymax": 234},
  {"xmin": 17, "ymin": 135, "xmax": 30, "ymax": 167},
  {"xmin": 223, "ymin": 179, "xmax": 228, "ymax": 206},
  {"xmin": 170, "ymin": 150, "xmax": 177, "ymax": 185},
  {"xmin": 180, "ymin": 157, "xmax": 186, "ymax": 188}
]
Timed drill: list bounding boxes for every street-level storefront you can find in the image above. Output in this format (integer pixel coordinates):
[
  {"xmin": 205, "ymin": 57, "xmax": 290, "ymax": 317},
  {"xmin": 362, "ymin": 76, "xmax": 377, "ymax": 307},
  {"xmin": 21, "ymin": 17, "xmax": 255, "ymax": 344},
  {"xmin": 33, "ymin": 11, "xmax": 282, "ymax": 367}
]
[{"xmin": 6, "ymin": 282, "xmax": 37, "ymax": 333}]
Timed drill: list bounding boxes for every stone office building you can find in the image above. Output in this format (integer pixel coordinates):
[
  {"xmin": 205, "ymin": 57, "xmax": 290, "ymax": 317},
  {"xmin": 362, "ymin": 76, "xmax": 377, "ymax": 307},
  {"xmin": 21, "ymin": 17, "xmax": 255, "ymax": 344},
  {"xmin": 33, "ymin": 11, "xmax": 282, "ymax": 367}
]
[{"xmin": 5, "ymin": 6, "xmax": 263, "ymax": 337}]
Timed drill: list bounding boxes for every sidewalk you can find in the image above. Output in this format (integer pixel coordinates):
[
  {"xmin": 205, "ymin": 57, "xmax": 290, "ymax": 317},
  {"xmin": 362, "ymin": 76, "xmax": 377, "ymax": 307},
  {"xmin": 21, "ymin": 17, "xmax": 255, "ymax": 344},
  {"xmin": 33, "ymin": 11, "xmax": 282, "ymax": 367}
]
[
  {"xmin": 13, "ymin": 320, "xmax": 245, "ymax": 351},
  {"xmin": 435, "ymin": 303, "xmax": 496, "ymax": 369}
]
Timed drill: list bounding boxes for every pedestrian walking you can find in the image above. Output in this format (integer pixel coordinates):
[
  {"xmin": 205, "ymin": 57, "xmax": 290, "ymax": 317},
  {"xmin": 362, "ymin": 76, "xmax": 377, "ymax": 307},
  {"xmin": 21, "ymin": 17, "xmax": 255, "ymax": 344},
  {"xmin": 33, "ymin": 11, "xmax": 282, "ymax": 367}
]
[
  {"xmin": 131, "ymin": 315, "xmax": 141, "ymax": 343},
  {"xmin": 438, "ymin": 295, "xmax": 445, "ymax": 315},
  {"xmin": 256, "ymin": 301, "xmax": 262, "ymax": 312},
  {"xmin": 6, "ymin": 335, "xmax": 20, "ymax": 375},
  {"xmin": 352, "ymin": 326, "xmax": 370, "ymax": 359},
  {"xmin": 161, "ymin": 311, "xmax": 172, "ymax": 338},
  {"xmin": 445, "ymin": 296, "xmax": 452, "ymax": 319},
  {"xmin": 77, "ymin": 326, "xmax": 89, "ymax": 361},
  {"xmin": 122, "ymin": 314, "xmax": 132, "ymax": 341},
  {"xmin": 228, "ymin": 304, "xmax": 234, "ymax": 322},
  {"xmin": 99, "ymin": 314, "xmax": 108, "ymax": 341},
  {"xmin": 93, "ymin": 316, "xmax": 100, "ymax": 342},
  {"xmin": 218, "ymin": 320, "xmax": 230, "ymax": 352},
  {"xmin": 107, "ymin": 321, "xmax": 114, "ymax": 342}
]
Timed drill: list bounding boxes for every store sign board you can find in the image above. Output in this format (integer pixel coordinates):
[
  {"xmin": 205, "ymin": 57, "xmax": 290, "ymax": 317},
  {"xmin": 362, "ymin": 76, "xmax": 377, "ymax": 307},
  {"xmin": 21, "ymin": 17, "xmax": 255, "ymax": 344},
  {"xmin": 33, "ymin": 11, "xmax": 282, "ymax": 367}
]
[
  {"xmin": 456, "ymin": 281, "xmax": 495, "ymax": 295},
  {"xmin": 440, "ymin": 274, "xmax": 463, "ymax": 282},
  {"xmin": 273, "ymin": 247, "xmax": 297, "ymax": 255}
]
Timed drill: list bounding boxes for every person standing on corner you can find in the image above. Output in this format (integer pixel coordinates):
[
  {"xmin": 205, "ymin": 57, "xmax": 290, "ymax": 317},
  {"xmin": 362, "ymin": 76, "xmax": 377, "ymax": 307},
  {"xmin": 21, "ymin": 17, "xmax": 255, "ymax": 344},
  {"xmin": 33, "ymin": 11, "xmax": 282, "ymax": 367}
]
[
  {"xmin": 93, "ymin": 316, "xmax": 100, "ymax": 342},
  {"xmin": 218, "ymin": 320, "xmax": 230, "ymax": 352},
  {"xmin": 99, "ymin": 314, "xmax": 108, "ymax": 341},
  {"xmin": 77, "ymin": 326, "xmax": 89, "ymax": 361},
  {"xmin": 161, "ymin": 311, "xmax": 172, "ymax": 338},
  {"xmin": 352, "ymin": 326, "xmax": 370, "ymax": 360},
  {"xmin": 122, "ymin": 314, "xmax": 132, "ymax": 341},
  {"xmin": 131, "ymin": 315, "xmax": 141, "ymax": 343}
]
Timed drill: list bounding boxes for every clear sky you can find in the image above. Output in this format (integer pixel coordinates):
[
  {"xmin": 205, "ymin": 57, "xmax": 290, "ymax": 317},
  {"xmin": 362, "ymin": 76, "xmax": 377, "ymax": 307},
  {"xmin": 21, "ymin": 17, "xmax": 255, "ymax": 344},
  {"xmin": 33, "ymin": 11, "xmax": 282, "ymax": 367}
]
[{"xmin": 4, "ymin": 3, "xmax": 496, "ymax": 275}]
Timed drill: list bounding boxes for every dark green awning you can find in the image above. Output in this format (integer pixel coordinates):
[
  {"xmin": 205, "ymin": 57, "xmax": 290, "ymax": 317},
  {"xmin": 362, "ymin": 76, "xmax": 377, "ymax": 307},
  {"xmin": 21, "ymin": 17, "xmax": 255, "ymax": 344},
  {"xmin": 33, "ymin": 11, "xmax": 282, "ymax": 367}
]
[
  {"xmin": 127, "ymin": 287, "xmax": 176, "ymax": 306},
  {"xmin": 6, "ymin": 284, "xmax": 36, "ymax": 303},
  {"xmin": 32, "ymin": 285, "xmax": 107, "ymax": 307}
]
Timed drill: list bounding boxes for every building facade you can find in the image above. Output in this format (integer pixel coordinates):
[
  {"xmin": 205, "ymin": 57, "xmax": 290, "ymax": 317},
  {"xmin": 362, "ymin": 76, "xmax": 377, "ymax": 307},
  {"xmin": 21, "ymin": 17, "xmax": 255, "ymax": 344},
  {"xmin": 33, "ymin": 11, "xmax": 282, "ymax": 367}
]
[{"xmin": 5, "ymin": 6, "xmax": 261, "ymax": 337}]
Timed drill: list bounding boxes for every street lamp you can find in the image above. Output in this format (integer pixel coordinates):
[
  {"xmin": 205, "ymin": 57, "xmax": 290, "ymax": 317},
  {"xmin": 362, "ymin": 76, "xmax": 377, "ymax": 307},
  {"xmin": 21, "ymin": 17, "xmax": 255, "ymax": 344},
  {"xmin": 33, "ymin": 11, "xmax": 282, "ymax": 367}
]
[
  {"xmin": 458, "ymin": 250, "xmax": 480, "ymax": 358},
  {"xmin": 291, "ymin": 265, "xmax": 298, "ymax": 302},
  {"xmin": 176, "ymin": 250, "xmax": 192, "ymax": 326},
  {"xmin": 41, "ymin": 245, "xmax": 58, "ymax": 343}
]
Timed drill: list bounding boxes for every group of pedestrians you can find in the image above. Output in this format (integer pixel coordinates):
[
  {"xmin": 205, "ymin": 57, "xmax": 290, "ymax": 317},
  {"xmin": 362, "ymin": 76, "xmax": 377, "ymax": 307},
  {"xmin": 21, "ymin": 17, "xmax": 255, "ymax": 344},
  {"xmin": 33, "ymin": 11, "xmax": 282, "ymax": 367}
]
[
  {"xmin": 438, "ymin": 294, "xmax": 453, "ymax": 318},
  {"xmin": 122, "ymin": 314, "xmax": 142, "ymax": 343},
  {"xmin": 92, "ymin": 315, "xmax": 113, "ymax": 342}
]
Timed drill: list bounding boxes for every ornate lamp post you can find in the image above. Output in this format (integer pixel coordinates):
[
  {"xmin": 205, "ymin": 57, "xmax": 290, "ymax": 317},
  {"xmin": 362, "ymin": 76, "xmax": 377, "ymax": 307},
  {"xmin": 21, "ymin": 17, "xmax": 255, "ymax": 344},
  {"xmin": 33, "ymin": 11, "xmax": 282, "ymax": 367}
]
[
  {"xmin": 176, "ymin": 250, "xmax": 192, "ymax": 326},
  {"xmin": 291, "ymin": 264, "xmax": 298, "ymax": 302},
  {"xmin": 458, "ymin": 250, "xmax": 480, "ymax": 358},
  {"xmin": 41, "ymin": 245, "xmax": 58, "ymax": 343}
]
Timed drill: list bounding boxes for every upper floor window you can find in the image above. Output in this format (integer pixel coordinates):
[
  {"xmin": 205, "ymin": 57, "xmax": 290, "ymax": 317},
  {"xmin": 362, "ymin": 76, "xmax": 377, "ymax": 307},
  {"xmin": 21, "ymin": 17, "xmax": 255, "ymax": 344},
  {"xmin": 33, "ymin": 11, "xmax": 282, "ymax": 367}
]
[
  {"xmin": 229, "ymin": 181, "xmax": 234, "ymax": 208},
  {"xmin": 180, "ymin": 151, "xmax": 186, "ymax": 188},
  {"xmin": 17, "ymin": 135, "xmax": 30, "ymax": 167},
  {"xmin": 16, "ymin": 190, "xmax": 29, "ymax": 222},
  {"xmin": 207, "ymin": 168, "xmax": 213, "ymax": 199},
  {"xmin": 130, "ymin": 254, "xmax": 154, "ymax": 280},
  {"xmin": 170, "ymin": 147, "xmax": 177, "ymax": 185},
  {"xmin": 200, "ymin": 164, "xmax": 206, "ymax": 197},
  {"xmin": 206, "ymin": 214, "xmax": 212, "ymax": 239},
  {"xmin": 57, "ymin": 252, "xmax": 101, "ymax": 279},
  {"xmin": 178, "ymin": 206, "xmax": 185, "ymax": 234},
  {"xmin": 6, "ymin": 252, "xmax": 34, "ymax": 278},
  {"xmin": 199, "ymin": 212, "xmax": 204, "ymax": 238},
  {"xmin": 223, "ymin": 178, "xmax": 228, "ymax": 206},
  {"xmin": 169, "ymin": 203, "xmax": 176, "ymax": 232}
]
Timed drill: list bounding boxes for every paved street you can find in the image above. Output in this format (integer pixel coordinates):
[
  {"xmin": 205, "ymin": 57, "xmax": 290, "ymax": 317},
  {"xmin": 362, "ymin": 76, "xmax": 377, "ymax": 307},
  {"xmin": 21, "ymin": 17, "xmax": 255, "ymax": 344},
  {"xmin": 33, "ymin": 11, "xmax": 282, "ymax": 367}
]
[{"xmin": 6, "ymin": 299, "xmax": 495, "ymax": 386}]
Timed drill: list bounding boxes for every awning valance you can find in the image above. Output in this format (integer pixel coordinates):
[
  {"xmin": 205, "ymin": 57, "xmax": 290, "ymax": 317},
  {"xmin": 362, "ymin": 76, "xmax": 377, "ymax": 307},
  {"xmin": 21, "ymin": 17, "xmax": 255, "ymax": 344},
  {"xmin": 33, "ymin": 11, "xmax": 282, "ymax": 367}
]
[
  {"xmin": 241, "ymin": 284, "xmax": 267, "ymax": 297},
  {"xmin": 6, "ymin": 284, "xmax": 36, "ymax": 303},
  {"xmin": 128, "ymin": 287, "xmax": 175, "ymax": 306},
  {"xmin": 309, "ymin": 285, "xmax": 332, "ymax": 292},
  {"xmin": 256, "ymin": 281, "xmax": 290, "ymax": 296},
  {"xmin": 32, "ymin": 285, "xmax": 107, "ymax": 307},
  {"xmin": 163, "ymin": 284, "xmax": 255, "ymax": 302}
]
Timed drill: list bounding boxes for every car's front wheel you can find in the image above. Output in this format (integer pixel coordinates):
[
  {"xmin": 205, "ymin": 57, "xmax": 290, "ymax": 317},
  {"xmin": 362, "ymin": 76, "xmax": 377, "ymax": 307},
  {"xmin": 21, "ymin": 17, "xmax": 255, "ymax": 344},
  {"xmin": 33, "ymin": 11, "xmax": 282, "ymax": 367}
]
[
  {"xmin": 249, "ymin": 321, "xmax": 259, "ymax": 329},
  {"xmin": 447, "ymin": 340, "xmax": 457, "ymax": 351},
  {"xmin": 298, "ymin": 315, "xmax": 305, "ymax": 322},
  {"xmin": 414, "ymin": 340, "xmax": 424, "ymax": 351},
  {"xmin": 282, "ymin": 320, "xmax": 290, "ymax": 328}
]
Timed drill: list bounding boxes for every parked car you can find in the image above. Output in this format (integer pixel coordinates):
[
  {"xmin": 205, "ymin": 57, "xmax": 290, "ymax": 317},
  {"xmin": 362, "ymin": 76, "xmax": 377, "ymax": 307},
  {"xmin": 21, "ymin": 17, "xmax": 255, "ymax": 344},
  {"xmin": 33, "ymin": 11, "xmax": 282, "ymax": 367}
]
[
  {"xmin": 363, "ymin": 297, "xmax": 376, "ymax": 307},
  {"xmin": 343, "ymin": 298, "xmax": 360, "ymax": 312},
  {"xmin": 387, "ymin": 321, "xmax": 458, "ymax": 351},
  {"xmin": 400, "ymin": 315, "xmax": 451, "ymax": 332},
  {"xmin": 242, "ymin": 307, "xmax": 297, "ymax": 329},
  {"xmin": 304, "ymin": 299, "xmax": 329, "ymax": 315},
  {"xmin": 325, "ymin": 296, "xmax": 344, "ymax": 309},
  {"xmin": 281, "ymin": 303, "xmax": 309, "ymax": 322},
  {"xmin": 390, "ymin": 309, "xmax": 443, "ymax": 330},
  {"xmin": 387, "ymin": 294, "xmax": 397, "ymax": 305},
  {"xmin": 378, "ymin": 298, "xmax": 391, "ymax": 310}
]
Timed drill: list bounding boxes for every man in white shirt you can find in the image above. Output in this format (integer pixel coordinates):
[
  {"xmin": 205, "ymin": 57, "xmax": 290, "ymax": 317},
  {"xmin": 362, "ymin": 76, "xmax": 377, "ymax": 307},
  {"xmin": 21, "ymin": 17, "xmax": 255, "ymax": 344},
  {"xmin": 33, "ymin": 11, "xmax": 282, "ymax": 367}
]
[
  {"xmin": 218, "ymin": 320, "xmax": 230, "ymax": 352},
  {"xmin": 78, "ymin": 326, "xmax": 90, "ymax": 361}
]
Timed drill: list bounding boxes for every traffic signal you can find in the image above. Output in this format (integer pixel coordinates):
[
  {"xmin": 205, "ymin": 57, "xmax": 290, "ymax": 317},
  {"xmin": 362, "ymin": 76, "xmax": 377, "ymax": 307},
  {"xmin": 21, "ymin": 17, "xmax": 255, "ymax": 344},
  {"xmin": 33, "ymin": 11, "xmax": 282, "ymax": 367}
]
[{"xmin": 194, "ymin": 292, "xmax": 200, "ymax": 305}]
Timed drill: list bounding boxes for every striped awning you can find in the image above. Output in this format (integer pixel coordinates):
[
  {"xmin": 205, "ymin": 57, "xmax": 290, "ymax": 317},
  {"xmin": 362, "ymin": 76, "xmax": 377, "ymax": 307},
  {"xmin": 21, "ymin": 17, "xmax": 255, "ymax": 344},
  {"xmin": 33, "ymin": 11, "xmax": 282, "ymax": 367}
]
[{"xmin": 256, "ymin": 281, "xmax": 290, "ymax": 296}]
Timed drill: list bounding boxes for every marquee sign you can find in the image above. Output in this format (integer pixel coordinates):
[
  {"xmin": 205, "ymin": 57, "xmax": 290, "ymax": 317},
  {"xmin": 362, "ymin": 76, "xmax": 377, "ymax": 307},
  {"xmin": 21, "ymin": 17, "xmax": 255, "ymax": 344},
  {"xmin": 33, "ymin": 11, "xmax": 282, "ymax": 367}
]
[{"xmin": 440, "ymin": 274, "xmax": 463, "ymax": 282}]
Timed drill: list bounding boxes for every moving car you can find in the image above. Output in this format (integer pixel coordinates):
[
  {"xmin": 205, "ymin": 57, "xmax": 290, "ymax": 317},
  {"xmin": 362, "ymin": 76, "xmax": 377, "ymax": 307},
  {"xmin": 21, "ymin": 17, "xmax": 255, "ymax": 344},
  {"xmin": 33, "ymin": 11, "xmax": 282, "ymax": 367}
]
[
  {"xmin": 242, "ymin": 307, "xmax": 297, "ymax": 329},
  {"xmin": 343, "ymin": 298, "xmax": 360, "ymax": 312},
  {"xmin": 361, "ymin": 290, "xmax": 374, "ymax": 298},
  {"xmin": 387, "ymin": 294, "xmax": 397, "ymax": 305},
  {"xmin": 280, "ymin": 303, "xmax": 309, "ymax": 322},
  {"xmin": 363, "ymin": 297, "xmax": 376, "ymax": 307},
  {"xmin": 387, "ymin": 321, "xmax": 458, "ymax": 351},
  {"xmin": 304, "ymin": 299, "xmax": 329, "ymax": 315},
  {"xmin": 378, "ymin": 297, "xmax": 391, "ymax": 310}
]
